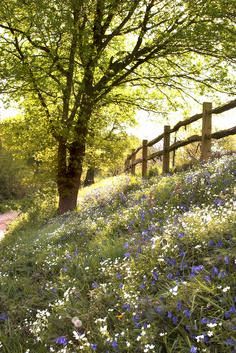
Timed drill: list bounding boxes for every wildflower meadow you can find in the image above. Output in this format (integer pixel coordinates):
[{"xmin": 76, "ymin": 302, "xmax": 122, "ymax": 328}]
[{"xmin": 0, "ymin": 155, "xmax": 235, "ymax": 353}]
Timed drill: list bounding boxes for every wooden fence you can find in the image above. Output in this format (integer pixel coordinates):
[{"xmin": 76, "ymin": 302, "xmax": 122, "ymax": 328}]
[{"xmin": 124, "ymin": 99, "xmax": 236, "ymax": 176}]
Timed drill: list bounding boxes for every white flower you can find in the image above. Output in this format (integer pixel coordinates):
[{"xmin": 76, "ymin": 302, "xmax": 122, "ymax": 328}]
[
  {"xmin": 222, "ymin": 286, "xmax": 230, "ymax": 292},
  {"xmin": 71, "ymin": 317, "xmax": 82, "ymax": 328},
  {"xmin": 195, "ymin": 334, "xmax": 204, "ymax": 342},
  {"xmin": 207, "ymin": 323, "xmax": 217, "ymax": 328},
  {"xmin": 169, "ymin": 285, "xmax": 178, "ymax": 295},
  {"xmin": 159, "ymin": 332, "xmax": 167, "ymax": 337}
]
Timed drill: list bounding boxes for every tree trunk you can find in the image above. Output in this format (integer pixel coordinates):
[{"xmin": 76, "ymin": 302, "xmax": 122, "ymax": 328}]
[
  {"xmin": 84, "ymin": 166, "xmax": 95, "ymax": 187},
  {"xmin": 57, "ymin": 91, "xmax": 93, "ymax": 214},
  {"xmin": 58, "ymin": 185, "xmax": 80, "ymax": 214},
  {"xmin": 57, "ymin": 139, "xmax": 85, "ymax": 214}
]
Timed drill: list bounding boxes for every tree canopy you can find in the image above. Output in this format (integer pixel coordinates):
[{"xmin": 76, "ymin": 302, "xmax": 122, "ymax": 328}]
[{"xmin": 0, "ymin": 0, "xmax": 235, "ymax": 212}]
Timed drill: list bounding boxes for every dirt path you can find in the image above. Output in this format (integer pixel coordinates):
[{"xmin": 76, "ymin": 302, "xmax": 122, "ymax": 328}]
[{"xmin": 0, "ymin": 211, "xmax": 19, "ymax": 241}]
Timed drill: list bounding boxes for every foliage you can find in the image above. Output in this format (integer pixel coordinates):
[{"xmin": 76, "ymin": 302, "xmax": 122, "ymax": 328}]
[
  {"xmin": 0, "ymin": 155, "xmax": 235, "ymax": 352},
  {"xmin": 0, "ymin": 145, "xmax": 27, "ymax": 202},
  {"xmin": 0, "ymin": 0, "xmax": 235, "ymax": 212}
]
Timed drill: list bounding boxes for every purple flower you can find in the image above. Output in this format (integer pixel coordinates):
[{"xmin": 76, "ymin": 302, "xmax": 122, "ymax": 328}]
[
  {"xmin": 124, "ymin": 252, "xmax": 131, "ymax": 258},
  {"xmin": 152, "ymin": 271, "xmax": 159, "ymax": 281},
  {"xmin": 122, "ymin": 303, "xmax": 131, "ymax": 311},
  {"xmin": 0, "ymin": 312, "xmax": 8, "ymax": 321},
  {"xmin": 183, "ymin": 309, "xmax": 191, "ymax": 319},
  {"xmin": 211, "ymin": 266, "xmax": 219, "ymax": 277},
  {"xmin": 91, "ymin": 343, "xmax": 98, "ymax": 350},
  {"xmin": 54, "ymin": 336, "xmax": 68, "ymax": 346},
  {"xmin": 167, "ymin": 311, "xmax": 173, "ymax": 319},
  {"xmin": 177, "ymin": 300, "xmax": 182, "ymax": 311},
  {"xmin": 216, "ymin": 240, "xmax": 223, "ymax": 248},
  {"xmin": 111, "ymin": 340, "xmax": 118, "ymax": 349},
  {"xmin": 204, "ymin": 275, "xmax": 211, "ymax": 283},
  {"xmin": 92, "ymin": 282, "xmax": 99, "ymax": 289},
  {"xmin": 190, "ymin": 346, "xmax": 197, "ymax": 353},
  {"xmin": 139, "ymin": 282, "xmax": 146, "ymax": 289},
  {"xmin": 167, "ymin": 273, "xmax": 174, "ymax": 280},
  {"xmin": 155, "ymin": 306, "xmax": 163, "ymax": 314},
  {"xmin": 218, "ymin": 270, "xmax": 227, "ymax": 279},
  {"xmin": 201, "ymin": 317, "xmax": 209, "ymax": 324},
  {"xmin": 165, "ymin": 257, "xmax": 176, "ymax": 266},
  {"xmin": 214, "ymin": 198, "xmax": 224, "ymax": 207},
  {"xmin": 123, "ymin": 242, "xmax": 129, "ymax": 249},
  {"xmin": 172, "ymin": 316, "xmax": 178, "ymax": 325},
  {"xmin": 208, "ymin": 240, "xmax": 215, "ymax": 247},
  {"xmin": 133, "ymin": 314, "xmax": 141, "ymax": 327},
  {"xmin": 191, "ymin": 265, "xmax": 204, "ymax": 276},
  {"xmin": 179, "ymin": 250, "xmax": 186, "ymax": 257},
  {"xmin": 225, "ymin": 306, "xmax": 236, "ymax": 319},
  {"xmin": 116, "ymin": 273, "xmax": 122, "ymax": 280},
  {"xmin": 178, "ymin": 232, "xmax": 185, "ymax": 238},
  {"xmin": 225, "ymin": 338, "xmax": 236, "ymax": 346},
  {"xmin": 224, "ymin": 256, "xmax": 230, "ymax": 265}
]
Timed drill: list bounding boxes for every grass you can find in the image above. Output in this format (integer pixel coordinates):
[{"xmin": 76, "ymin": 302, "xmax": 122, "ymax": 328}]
[{"xmin": 0, "ymin": 154, "xmax": 235, "ymax": 353}]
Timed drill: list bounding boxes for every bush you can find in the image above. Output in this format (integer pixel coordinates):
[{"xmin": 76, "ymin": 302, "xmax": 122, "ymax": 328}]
[{"xmin": 0, "ymin": 148, "xmax": 26, "ymax": 201}]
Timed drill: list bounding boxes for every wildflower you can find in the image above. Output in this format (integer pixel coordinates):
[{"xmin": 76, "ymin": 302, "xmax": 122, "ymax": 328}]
[
  {"xmin": 71, "ymin": 317, "xmax": 82, "ymax": 328},
  {"xmin": 177, "ymin": 300, "xmax": 182, "ymax": 311},
  {"xmin": 122, "ymin": 303, "xmax": 130, "ymax": 311},
  {"xmin": 211, "ymin": 266, "xmax": 219, "ymax": 276},
  {"xmin": 225, "ymin": 338, "xmax": 236, "ymax": 346},
  {"xmin": 222, "ymin": 286, "xmax": 230, "ymax": 292},
  {"xmin": 207, "ymin": 331, "xmax": 214, "ymax": 337},
  {"xmin": 224, "ymin": 256, "xmax": 230, "ymax": 265},
  {"xmin": 216, "ymin": 240, "xmax": 223, "ymax": 248},
  {"xmin": 92, "ymin": 282, "xmax": 99, "ymax": 289},
  {"xmin": 208, "ymin": 239, "xmax": 215, "ymax": 247},
  {"xmin": 159, "ymin": 332, "xmax": 167, "ymax": 336},
  {"xmin": 183, "ymin": 309, "xmax": 191, "ymax": 319},
  {"xmin": 214, "ymin": 198, "xmax": 224, "ymax": 207},
  {"xmin": 91, "ymin": 343, "xmax": 98, "ymax": 350},
  {"xmin": 190, "ymin": 346, "xmax": 197, "ymax": 353},
  {"xmin": 172, "ymin": 316, "xmax": 178, "ymax": 325},
  {"xmin": 169, "ymin": 285, "xmax": 178, "ymax": 295},
  {"xmin": 0, "ymin": 313, "xmax": 8, "ymax": 321},
  {"xmin": 191, "ymin": 265, "xmax": 204, "ymax": 276},
  {"xmin": 201, "ymin": 317, "xmax": 209, "ymax": 324},
  {"xmin": 224, "ymin": 306, "xmax": 236, "ymax": 319},
  {"xmin": 178, "ymin": 232, "xmax": 185, "ymax": 238},
  {"xmin": 152, "ymin": 270, "xmax": 159, "ymax": 281},
  {"xmin": 124, "ymin": 252, "xmax": 131, "ymax": 258},
  {"xmin": 111, "ymin": 340, "xmax": 118, "ymax": 349},
  {"xmin": 167, "ymin": 273, "xmax": 174, "ymax": 280},
  {"xmin": 195, "ymin": 335, "xmax": 205, "ymax": 342},
  {"xmin": 54, "ymin": 336, "xmax": 68, "ymax": 346},
  {"xmin": 207, "ymin": 323, "xmax": 217, "ymax": 328}
]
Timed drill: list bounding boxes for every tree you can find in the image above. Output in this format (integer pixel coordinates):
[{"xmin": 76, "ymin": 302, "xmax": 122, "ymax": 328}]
[{"xmin": 0, "ymin": 0, "xmax": 235, "ymax": 213}]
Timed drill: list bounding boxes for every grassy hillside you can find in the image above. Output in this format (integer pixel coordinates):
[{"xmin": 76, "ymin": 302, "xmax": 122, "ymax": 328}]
[{"xmin": 0, "ymin": 155, "xmax": 235, "ymax": 353}]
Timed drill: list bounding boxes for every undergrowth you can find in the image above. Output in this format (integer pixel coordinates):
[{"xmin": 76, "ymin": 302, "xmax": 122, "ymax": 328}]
[{"xmin": 0, "ymin": 155, "xmax": 235, "ymax": 353}]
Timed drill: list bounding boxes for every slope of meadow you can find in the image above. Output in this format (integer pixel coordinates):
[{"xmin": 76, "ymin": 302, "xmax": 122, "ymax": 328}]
[{"xmin": 0, "ymin": 155, "xmax": 235, "ymax": 353}]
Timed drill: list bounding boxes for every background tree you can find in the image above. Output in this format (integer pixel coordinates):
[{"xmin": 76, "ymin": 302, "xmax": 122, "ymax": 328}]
[{"xmin": 0, "ymin": 0, "xmax": 235, "ymax": 213}]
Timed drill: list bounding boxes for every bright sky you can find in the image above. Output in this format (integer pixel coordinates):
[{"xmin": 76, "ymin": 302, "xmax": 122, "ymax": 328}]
[
  {"xmin": 128, "ymin": 103, "xmax": 236, "ymax": 141},
  {"xmin": 0, "ymin": 100, "xmax": 235, "ymax": 143}
]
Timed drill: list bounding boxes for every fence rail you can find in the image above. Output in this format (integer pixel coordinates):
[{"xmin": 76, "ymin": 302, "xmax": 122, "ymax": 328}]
[{"xmin": 124, "ymin": 99, "xmax": 236, "ymax": 176}]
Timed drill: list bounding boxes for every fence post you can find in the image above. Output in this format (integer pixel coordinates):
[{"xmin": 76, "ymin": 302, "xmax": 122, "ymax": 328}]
[
  {"xmin": 142, "ymin": 139, "xmax": 148, "ymax": 178},
  {"xmin": 131, "ymin": 149, "xmax": 136, "ymax": 175},
  {"xmin": 162, "ymin": 125, "xmax": 170, "ymax": 174},
  {"xmin": 201, "ymin": 102, "xmax": 212, "ymax": 161}
]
